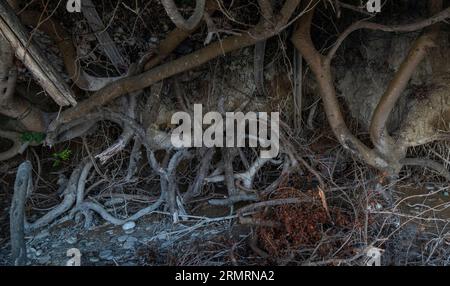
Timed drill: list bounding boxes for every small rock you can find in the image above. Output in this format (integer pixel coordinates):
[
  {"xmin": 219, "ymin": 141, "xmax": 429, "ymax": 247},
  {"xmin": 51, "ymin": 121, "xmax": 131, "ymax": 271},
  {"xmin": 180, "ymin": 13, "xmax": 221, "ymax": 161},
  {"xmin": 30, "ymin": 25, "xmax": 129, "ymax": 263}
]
[
  {"xmin": 122, "ymin": 221, "xmax": 136, "ymax": 234},
  {"xmin": 118, "ymin": 235, "xmax": 129, "ymax": 243},
  {"xmin": 66, "ymin": 236, "xmax": 77, "ymax": 245},
  {"xmin": 86, "ymin": 241, "xmax": 96, "ymax": 247},
  {"xmin": 99, "ymin": 250, "xmax": 114, "ymax": 261},
  {"xmin": 123, "ymin": 237, "xmax": 138, "ymax": 250},
  {"xmin": 89, "ymin": 257, "xmax": 100, "ymax": 263}
]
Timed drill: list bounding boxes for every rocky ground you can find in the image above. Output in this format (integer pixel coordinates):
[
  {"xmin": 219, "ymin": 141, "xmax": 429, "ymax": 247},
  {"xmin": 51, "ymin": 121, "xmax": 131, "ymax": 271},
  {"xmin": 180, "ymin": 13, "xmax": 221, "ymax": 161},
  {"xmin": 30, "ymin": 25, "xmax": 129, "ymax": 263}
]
[{"xmin": 0, "ymin": 212, "xmax": 251, "ymax": 266}]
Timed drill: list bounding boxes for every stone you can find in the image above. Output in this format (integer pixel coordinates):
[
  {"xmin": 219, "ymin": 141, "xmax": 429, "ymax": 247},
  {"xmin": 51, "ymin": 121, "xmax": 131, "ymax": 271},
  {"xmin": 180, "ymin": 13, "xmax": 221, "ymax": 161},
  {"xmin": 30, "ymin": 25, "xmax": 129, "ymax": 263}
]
[
  {"xmin": 89, "ymin": 257, "xmax": 100, "ymax": 263},
  {"xmin": 118, "ymin": 235, "xmax": 129, "ymax": 243},
  {"xmin": 123, "ymin": 236, "xmax": 138, "ymax": 250},
  {"xmin": 122, "ymin": 221, "xmax": 136, "ymax": 232},
  {"xmin": 66, "ymin": 236, "xmax": 77, "ymax": 245},
  {"xmin": 99, "ymin": 250, "xmax": 114, "ymax": 261}
]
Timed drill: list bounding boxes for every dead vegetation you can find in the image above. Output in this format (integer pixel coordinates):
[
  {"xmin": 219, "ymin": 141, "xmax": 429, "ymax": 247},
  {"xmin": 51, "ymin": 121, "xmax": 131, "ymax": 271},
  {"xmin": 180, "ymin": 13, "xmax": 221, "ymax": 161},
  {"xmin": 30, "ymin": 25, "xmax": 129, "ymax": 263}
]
[{"xmin": 0, "ymin": 0, "xmax": 449, "ymax": 266}]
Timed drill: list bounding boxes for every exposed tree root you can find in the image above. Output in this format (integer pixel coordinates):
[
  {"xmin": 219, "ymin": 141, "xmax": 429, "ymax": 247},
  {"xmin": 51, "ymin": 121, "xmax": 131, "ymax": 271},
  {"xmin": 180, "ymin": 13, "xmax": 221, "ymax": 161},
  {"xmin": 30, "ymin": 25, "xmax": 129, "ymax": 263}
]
[
  {"xmin": 401, "ymin": 158, "xmax": 450, "ymax": 181},
  {"xmin": 0, "ymin": 130, "xmax": 24, "ymax": 161},
  {"xmin": 24, "ymin": 164, "xmax": 82, "ymax": 232},
  {"xmin": 291, "ymin": 0, "xmax": 450, "ymax": 177},
  {"xmin": 47, "ymin": 0, "xmax": 303, "ymax": 130},
  {"xmin": 10, "ymin": 161, "xmax": 31, "ymax": 266}
]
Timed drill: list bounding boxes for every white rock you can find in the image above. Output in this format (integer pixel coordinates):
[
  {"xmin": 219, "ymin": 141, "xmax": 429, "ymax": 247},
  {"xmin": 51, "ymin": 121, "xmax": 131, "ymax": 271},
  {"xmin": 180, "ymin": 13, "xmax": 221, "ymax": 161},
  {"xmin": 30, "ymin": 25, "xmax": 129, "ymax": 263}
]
[{"xmin": 122, "ymin": 221, "xmax": 136, "ymax": 233}]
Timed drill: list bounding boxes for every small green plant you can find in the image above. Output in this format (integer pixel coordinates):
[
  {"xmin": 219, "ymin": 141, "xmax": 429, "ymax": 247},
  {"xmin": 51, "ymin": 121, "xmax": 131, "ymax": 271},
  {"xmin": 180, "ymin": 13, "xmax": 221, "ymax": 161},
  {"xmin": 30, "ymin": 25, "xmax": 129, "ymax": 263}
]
[
  {"xmin": 20, "ymin": 132, "xmax": 46, "ymax": 144},
  {"xmin": 52, "ymin": 149, "xmax": 72, "ymax": 167}
]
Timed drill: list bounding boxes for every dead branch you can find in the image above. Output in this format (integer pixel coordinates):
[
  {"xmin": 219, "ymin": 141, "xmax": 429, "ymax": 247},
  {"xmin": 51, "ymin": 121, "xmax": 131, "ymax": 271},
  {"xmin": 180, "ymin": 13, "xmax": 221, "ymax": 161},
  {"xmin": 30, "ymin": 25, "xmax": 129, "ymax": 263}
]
[
  {"xmin": 0, "ymin": 31, "xmax": 46, "ymax": 132},
  {"xmin": 0, "ymin": 1, "xmax": 76, "ymax": 106},
  {"xmin": 19, "ymin": 11, "xmax": 125, "ymax": 92}
]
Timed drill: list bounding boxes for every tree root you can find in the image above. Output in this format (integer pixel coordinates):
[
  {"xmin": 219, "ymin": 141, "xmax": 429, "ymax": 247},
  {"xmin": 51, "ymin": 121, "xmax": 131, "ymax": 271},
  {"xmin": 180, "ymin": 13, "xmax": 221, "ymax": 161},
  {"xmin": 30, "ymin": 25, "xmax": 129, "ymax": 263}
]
[
  {"xmin": 209, "ymin": 194, "xmax": 259, "ymax": 206},
  {"xmin": 0, "ymin": 130, "xmax": 25, "ymax": 161},
  {"xmin": 74, "ymin": 196, "xmax": 164, "ymax": 226},
  {"xmin": 47, "ymin": 0, "xmax": 302, "ymax": 129},
  {"xmin": 10, "ymin": 161, "xmax": 32, "ymax": 266},
  {"xmin": 25, "ymin": 164, "xmax": 82, "ymax": 232},
  {"xmin": 401, "ymin": 158, "xmax": 450, "ymax": 181}
]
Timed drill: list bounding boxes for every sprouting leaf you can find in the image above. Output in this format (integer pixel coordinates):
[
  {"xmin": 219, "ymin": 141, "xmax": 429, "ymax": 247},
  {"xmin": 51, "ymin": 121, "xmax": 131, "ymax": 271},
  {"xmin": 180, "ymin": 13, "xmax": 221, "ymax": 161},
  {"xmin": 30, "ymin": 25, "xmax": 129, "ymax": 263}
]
[{"xmin": 21, "ymin": 132, "xmax": 46, "ymax": 144}]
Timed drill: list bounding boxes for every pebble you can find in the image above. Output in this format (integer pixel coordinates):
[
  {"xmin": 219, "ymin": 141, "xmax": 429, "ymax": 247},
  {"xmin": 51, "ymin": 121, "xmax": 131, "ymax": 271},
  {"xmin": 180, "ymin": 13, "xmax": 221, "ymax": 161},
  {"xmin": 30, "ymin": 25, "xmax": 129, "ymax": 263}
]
[
  {"xmin": 99, "ymin": 250, "xmax": 114, "ymax": 261},
  {"xmin": 89, "ymin": 257, "xmax": 100, "ymax": 263},
  {"xmin": 122, "ymin": 221, "xmax": 136, "ymax": 234},
  {"xmin": 66, "ymin": 236, "xmax": 78, "ymax": 245},
  {"xmin": 86, "ymin": 241, "xmax": 96, "ymax": 247},
  {"xmin": 118, "ymin": 235, "xmax": 129, "ymax": 243},
  {"xmin": 123, "ymin": 237, "xmax": 138, "ymax": 250}
]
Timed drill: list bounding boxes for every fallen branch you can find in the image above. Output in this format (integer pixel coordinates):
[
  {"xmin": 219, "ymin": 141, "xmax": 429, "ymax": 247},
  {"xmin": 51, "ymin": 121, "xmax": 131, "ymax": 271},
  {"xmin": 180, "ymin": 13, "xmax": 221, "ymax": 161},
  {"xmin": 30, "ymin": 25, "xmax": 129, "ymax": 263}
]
[
  {"xmin": 0, "ymin": 1, "xmax": 76, "ymax": 106},
  {"xmin": 20, "ymin": 11, "xmax": 125, "ymax": 92}
]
